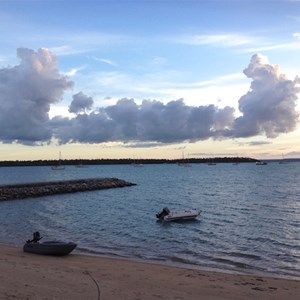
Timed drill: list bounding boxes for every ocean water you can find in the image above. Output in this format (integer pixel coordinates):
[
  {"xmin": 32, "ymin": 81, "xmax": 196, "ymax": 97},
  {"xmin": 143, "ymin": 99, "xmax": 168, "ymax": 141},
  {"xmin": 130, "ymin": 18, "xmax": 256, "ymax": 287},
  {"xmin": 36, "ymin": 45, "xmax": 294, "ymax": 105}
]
[{"xmin": 0, "ymin": 162, "xmax": 299, "ymax": 279}]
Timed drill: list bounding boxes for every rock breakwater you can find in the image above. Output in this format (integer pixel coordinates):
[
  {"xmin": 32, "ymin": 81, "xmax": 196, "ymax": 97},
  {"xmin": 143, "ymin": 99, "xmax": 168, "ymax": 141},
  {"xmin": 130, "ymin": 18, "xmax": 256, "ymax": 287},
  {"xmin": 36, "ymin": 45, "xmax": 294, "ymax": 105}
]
[{"xmin": 0, "ymin": 178, "xmax": 136, "ymax": 201}]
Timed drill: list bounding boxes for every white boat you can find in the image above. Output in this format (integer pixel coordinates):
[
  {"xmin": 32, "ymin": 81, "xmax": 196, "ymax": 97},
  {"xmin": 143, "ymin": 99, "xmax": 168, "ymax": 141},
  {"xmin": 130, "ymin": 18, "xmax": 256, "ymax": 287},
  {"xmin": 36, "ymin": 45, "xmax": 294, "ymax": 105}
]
[
  {"xmin": 256, "ymin": 161, "xmax": 267, "ymax": 165},
  {"xmin": 75, "ymin": 164, "xmax": 88, "ymax": 168},
  {"xmin": 132, "ymin": 156, "xmax": 144, "ymax": 167},
  {"xmin": 156, "ymin": 207, "xmax": 200, "ymax": 221},
  {"xmin": 51, "ymin": 165, "xmax": 65, "ymax": 170},
  {"xmin": 279, "ymin": 154, "xmax": 288, "ymax": 164},
  {"xmin": 177, "ymin": 152, "xmax": 192, "ymax": 167},
  {"xmin": 132, "ymin": 162, "xmax": 144, "ymax": 167},
  {"xmin": 51, "ymin": 151, "xmax": 65, "ymax": 170},
  {"xmin": 207, "ymin": 155, "xmax": 216, "ymax": 165}
]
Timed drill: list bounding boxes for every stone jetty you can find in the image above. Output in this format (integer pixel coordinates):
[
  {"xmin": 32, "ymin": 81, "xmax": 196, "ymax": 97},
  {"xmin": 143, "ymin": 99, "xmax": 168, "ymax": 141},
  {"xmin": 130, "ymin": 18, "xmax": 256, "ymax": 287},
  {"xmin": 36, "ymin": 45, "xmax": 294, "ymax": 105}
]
[{"xmin": 0, "ymin": 178, "xmax": 136, "ymax": 201}]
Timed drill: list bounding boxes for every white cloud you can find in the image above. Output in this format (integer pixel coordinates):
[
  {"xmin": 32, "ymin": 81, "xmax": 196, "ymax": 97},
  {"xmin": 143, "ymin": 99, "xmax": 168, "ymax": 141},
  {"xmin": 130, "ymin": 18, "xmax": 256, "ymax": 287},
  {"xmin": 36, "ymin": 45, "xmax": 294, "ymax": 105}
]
[
  {"xmin": 230, "ymin": 53, "xmax": 300, "ymax": 138},
  {"xmin": 243, "ymin": 42, "xmax": 300, "ymax": 53},
  {"xmin": 292, "ymin": 32, "xmax": 300, "ymax": 39},
  {"xmin": 89, "ymin": 56, "xmax": 118, "ymax": 66},
  {"xmin": 0, "ymin": 48, "xmax": 299, "ymax": 146},
  {"xmin": 150, "ymin": 57, "xmax": 167, "ymax": 66},
  {"xmin": 177, "ymin": 33, "xmax": 258, "ymax": 47},
  {"xmin": 0, "ymin": 48, "xmax": 73, "ymax": 144},
  {"xmin": 63, "ymin": 66, "xmax": 86, "ymax": 77}
]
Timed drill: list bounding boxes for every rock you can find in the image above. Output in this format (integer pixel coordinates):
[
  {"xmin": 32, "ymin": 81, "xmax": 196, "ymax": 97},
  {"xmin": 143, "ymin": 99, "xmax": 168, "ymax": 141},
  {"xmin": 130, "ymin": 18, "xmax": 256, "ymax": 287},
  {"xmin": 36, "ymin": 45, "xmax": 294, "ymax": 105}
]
[{"xmin": 0, "ymin": 178, "xmax": 136, "ymax": 201}]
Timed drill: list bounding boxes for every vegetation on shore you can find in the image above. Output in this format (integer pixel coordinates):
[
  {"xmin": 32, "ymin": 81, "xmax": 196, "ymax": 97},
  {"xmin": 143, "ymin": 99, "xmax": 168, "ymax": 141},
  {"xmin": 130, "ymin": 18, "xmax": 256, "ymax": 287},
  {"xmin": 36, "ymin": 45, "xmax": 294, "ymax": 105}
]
[{"xmin": 0, "ymin": 157, "xmax": 258, "ymax": 167}]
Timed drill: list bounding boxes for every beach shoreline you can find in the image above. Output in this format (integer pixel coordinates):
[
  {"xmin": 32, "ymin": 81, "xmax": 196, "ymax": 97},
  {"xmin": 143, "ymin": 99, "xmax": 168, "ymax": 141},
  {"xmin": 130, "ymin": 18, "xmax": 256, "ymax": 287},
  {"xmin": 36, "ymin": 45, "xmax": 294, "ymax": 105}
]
[
  {"xmin": 75, "ymin": 247, "xmax": 300, "ymax": 282},
  {"xmin": 1, "ymin": 244, "xmax": 299, "ymax": 300}
]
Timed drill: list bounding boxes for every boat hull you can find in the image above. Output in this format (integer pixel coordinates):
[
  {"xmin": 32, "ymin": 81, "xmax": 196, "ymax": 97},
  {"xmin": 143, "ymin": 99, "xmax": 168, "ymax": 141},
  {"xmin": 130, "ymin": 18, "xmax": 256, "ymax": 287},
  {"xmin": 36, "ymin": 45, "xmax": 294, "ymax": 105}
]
[
  {"xmin": 160, "ymin": 209, "xmax": 200, "ymax": 222},
  {"xmin": 51, "ymin": 166, "xmax": 65, "ymax": 170},
  {"xmin": 23, "ymin": 241, "xmax": 77, "ymax": 256},
  {"xmin": 256, "ymin": 161, "xmax": 267, "ymax": 165}
]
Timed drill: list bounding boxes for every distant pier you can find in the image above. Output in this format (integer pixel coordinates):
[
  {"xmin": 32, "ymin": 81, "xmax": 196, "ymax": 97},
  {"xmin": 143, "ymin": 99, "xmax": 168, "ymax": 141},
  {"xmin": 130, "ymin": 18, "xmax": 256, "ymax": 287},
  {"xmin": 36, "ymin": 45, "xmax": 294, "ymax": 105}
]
[{"xmin": 0, "ymin": 178, "xmax": 136, "ymax": 201}]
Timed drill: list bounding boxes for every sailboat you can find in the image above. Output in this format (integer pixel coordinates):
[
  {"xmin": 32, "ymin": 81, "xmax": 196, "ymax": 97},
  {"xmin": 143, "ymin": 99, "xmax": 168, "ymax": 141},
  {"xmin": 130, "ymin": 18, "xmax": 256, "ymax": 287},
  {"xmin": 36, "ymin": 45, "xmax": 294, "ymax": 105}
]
[
  {"xmin": 207, "ymin": 155, "xmax": 216, "ymax": 165},
  {"xmin": 75, "ymin": 158, "xmax": 88, "ymax": 168},
  {"xmin": 279, "ymin": 154, "xmax": 288, "ymax": 164},
  {"xmin": 177, "ymin": 152, "xmax": 191, "ymax": 167},
  {"xmin": 51, "ymin": 151, "xmax": 65, "ymax": 170},
  {"xmin": 132, "ymin": 156, "xmax": 144, "ymax": 167}
]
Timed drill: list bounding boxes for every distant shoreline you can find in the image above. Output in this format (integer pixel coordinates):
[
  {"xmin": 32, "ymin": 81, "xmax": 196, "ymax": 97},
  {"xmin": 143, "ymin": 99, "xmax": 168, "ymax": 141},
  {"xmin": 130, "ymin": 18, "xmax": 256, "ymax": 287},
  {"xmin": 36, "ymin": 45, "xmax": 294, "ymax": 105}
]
[
  {"xmin": 0, "ymin": 157, "xmax": 299, "ymax": 167},
  {"xmin": 0, "ymin": 157, "xmax": 262, "ymax": 167}
]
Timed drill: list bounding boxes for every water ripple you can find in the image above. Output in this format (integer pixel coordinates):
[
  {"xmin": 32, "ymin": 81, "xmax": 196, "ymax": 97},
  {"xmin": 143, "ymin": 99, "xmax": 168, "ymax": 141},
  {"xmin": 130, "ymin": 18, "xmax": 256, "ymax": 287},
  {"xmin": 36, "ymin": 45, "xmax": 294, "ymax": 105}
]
[{"xmin": 0, "ymin": 163, "xmax": 300, "ymax": 279}]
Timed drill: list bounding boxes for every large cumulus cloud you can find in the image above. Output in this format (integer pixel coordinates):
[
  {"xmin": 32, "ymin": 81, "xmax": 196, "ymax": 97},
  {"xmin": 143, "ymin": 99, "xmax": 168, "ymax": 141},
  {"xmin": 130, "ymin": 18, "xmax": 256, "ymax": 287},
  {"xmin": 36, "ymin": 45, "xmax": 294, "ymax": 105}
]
[
  {"xmin": 230, "ymin": 54, "xmax": 300, "ymax": 138},
  {"xmin": 0, "ymin": 49, "xmax": 299, "ymax": 146},
  {"xmin": 0, "ymin": 48, "xmax": 73, "ymax": 144}
]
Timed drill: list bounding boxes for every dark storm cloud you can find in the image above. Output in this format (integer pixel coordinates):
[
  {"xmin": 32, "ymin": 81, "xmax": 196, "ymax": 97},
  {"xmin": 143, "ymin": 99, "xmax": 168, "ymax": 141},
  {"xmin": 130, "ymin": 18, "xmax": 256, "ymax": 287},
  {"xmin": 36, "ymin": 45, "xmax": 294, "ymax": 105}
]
[
  {"xmin": 0, "ymin": 48, "xmax": 73, "ymax": 144},
  {"xmin": 0, "ymin": 49, "xmax": 299, "ymax": 146}
]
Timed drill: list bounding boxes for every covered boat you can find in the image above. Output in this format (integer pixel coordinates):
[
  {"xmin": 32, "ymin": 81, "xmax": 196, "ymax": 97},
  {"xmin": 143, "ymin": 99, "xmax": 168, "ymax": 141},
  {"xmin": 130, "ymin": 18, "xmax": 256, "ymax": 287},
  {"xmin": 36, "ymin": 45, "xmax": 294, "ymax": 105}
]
[
  {"xmin": 23, "ymin": 232, "xmax": 77, "ymax": 256},
  {"xmin": 156, "ymin": 207, "xmax": 200, "ymax": 221}
]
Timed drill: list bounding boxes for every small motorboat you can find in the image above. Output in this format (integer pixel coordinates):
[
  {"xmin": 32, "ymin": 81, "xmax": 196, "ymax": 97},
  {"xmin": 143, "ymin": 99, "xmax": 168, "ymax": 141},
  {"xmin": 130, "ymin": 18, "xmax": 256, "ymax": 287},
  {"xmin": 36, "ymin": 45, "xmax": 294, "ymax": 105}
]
[
  {"xmin": 156, "ymin": 207, "xmax": 201, "ymax": 222},
  {"xmin": 23, "ymin": 232, "xmax": 77, "ymax": 256},
  {"xmin": 256, "ymin": 161, "xmax": 267, "ymax": 165}
]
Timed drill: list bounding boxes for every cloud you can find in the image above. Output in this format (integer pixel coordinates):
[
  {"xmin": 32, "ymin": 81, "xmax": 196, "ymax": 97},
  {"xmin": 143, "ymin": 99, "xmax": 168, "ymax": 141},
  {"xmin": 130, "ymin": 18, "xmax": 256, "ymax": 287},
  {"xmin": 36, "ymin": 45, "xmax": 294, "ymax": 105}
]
[
  {"xmin": 228, "ymin": 53, "xmax": 300, "ymax": 138},
  {"xmin": 243, "ymin": 42, "xmax": 300, "ymax": 53},
  {"xmin": 288, "ymin": 151, "xmax": 300, "ymax": 156},
  {"xmin": 63, "ymin": 66, "xmax": 86, "ymax": 77},
  {"xmin": 247, "ymin": 141, "xmax": 273, "ymax": 146},
  {"xmin": 178, "ymin": 33, "xmax": 257, "ymax": 47},
  {"xmin": 293, "ymin": 32, "xmax": 300, "ymax": 39},
  {"xmin": 69, "ymin": 92, "xmax": 94, "ymax": 114},
  {"xmin": 242, "ymin": 32, "xmax": 300, "ymax": 53},
  {"xmin": 150, "ymin": 57, "xmax": 167, "ymax": 66},
  {"xmin": 52, "ymin": 98, "xmax": 235, "ymax": 144},
  {"xmin": 0, "ymin": 48, "xmax": 299, "ymax": 146},
  {"xmin": 89, "ymin": 56, "xmax": 117, "ymax": 66},
  {"xmin": 0, "ymin": 48, "xmax": 73, "ymax": 144}
]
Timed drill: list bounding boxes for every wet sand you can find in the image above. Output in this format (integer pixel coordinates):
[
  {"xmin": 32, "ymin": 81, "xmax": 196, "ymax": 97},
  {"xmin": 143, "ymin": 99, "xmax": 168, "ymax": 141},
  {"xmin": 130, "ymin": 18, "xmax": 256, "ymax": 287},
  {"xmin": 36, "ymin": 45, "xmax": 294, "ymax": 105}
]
[{"xmin": 0, "ymin": 244, "xmax": 299, "ymax": 300}]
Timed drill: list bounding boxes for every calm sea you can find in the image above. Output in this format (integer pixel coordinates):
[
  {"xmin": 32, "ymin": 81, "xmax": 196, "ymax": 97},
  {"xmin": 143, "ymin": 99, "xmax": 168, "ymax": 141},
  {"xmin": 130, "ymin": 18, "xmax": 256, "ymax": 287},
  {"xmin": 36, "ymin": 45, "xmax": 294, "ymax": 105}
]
[{"xmin": 0, "ymin": 162, "xmax": 299, "ymax": 279}]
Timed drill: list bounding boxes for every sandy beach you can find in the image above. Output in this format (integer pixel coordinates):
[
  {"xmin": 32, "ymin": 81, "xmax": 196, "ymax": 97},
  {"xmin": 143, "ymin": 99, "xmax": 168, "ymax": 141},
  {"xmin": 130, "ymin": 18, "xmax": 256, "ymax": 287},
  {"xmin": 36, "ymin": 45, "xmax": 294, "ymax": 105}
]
[{"xmin": 0, "ymin": 244, "xmax": 299, "ymax": 300}]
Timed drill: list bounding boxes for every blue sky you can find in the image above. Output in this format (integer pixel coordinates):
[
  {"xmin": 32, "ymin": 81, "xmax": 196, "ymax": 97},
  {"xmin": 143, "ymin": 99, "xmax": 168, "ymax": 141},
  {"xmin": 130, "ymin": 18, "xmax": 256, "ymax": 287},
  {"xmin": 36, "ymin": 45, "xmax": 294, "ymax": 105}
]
[{"xmin": 0, "ymin": 0, "xmax": 300, "ymax": 160}]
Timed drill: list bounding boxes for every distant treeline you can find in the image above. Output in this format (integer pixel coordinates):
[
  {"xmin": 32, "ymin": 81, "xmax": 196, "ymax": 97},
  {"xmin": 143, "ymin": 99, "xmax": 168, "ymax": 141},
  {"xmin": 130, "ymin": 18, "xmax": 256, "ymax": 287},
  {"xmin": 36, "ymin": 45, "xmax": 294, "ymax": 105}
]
[{"xmin": 0, "ymin": 157, "xmax": 258, "ymax": 167}]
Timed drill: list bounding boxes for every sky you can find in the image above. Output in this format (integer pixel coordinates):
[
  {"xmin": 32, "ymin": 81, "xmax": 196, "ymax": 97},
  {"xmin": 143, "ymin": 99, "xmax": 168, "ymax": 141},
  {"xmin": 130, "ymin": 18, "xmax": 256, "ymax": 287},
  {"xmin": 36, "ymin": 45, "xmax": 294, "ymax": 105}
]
[{"xmin": 0, "ymin": 0, "xmax": 300, "ymax": 161}]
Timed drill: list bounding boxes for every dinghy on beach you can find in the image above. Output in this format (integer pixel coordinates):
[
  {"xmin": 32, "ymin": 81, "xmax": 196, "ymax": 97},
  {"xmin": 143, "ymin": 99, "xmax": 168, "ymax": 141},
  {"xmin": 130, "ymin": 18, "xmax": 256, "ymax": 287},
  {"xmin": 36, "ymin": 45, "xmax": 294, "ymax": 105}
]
[
  {"xmin": 156, "ymin": 207, "xmax": 201, "ymax": 222},
  {"xmin": 23, "ymin": 232, "xmax": 77, "ymax": 256}
]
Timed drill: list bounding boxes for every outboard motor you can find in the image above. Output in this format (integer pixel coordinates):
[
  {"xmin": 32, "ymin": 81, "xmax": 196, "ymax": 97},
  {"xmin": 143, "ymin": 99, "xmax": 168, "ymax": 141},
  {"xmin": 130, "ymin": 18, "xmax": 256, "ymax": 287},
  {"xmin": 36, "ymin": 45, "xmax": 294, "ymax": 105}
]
[
  {"xmin": 26, "ymin": 231, "xmax": 42, "ymax": 244},
  {"xmin": 156, "ymin": 207, "xmax": 170, "ymax": 220}
]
